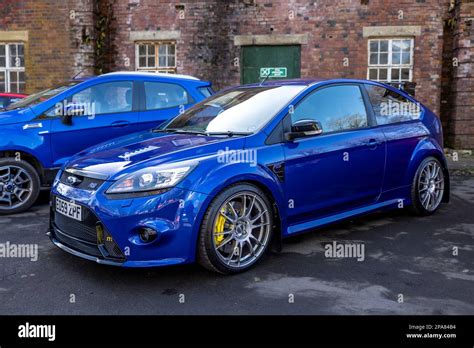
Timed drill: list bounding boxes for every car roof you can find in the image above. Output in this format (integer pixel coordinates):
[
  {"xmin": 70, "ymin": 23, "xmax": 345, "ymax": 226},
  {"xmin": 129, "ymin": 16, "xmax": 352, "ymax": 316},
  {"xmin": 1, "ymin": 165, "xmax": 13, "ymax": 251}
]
[
  {"xmin": 0, "ymin": 92, "xmax": 27, "ymax": 97},
  {"xmin": 244, "ymin": 78, "xmax": 408, "ymax": 93},
  {"xmin": 101, "ymin": 71, "xmax": 203, "ymax": 81}
]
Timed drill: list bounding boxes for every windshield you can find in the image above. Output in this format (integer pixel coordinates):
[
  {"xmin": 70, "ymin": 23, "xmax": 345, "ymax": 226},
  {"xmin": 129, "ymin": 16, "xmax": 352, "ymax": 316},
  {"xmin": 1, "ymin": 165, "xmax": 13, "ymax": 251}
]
[
  {"xmin": 5, "ymin": 82, "xmax": 79, "ymax": 110},
  {"xmin": 163, "ymin": 85, "xmax": 306, "ymax": 134}
]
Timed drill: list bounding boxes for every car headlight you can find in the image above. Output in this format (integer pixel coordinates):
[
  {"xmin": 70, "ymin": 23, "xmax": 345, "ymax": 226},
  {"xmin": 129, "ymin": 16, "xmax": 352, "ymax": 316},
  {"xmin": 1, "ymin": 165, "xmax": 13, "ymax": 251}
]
[{"xmin": 106, "ymin": 162, "xmax": 196, "ymax": 195}]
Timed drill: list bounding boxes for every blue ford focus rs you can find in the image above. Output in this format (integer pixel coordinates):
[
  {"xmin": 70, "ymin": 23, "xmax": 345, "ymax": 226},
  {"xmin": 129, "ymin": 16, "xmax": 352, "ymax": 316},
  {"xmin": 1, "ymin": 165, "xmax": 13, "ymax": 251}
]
[{"xmin": 49, "ymin": 79, "xmax": 449, "ymax": 274}]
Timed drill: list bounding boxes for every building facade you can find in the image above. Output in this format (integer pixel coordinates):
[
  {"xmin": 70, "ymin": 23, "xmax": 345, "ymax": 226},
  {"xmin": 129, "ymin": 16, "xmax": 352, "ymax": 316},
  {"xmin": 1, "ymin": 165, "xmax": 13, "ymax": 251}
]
[{"xmin": 0, "ymin": 0, "xmax": 472, "ymax": 148}]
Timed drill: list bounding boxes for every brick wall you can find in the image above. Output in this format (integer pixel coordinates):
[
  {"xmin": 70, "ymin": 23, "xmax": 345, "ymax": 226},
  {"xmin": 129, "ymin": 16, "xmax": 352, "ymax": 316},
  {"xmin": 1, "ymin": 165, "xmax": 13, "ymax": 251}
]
[
  {"xmin": 106, "ymin": 0, "xmax": 449, "ymax": 118},
  {"xmin": 0, "ymin": 0, "xmax": 471, "ymax": 148},
  {"xmin": 0, "ymin": 0, "xmax": 95, "ymax": 93},
  {"xmin": 445, "ymin": 0, "xmax": 474, "ymax": 149}
]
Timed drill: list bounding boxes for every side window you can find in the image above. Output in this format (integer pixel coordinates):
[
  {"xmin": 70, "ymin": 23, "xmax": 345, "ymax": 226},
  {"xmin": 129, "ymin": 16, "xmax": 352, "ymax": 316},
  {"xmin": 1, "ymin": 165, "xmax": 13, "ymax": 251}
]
[
  {"xmin": 291, "ymin": 85, "xmax": 368, "ymax": 133},
  {"xmin": 144, "ymin": 82, "xmax": 190, "ymax": 110},
  {"xmin": 198, "ymin": 86, "xmax": 214, "ymax": 98},
  {"xmin": 46, "ymin": 81, "xmax": 133, "ymax": 117},
  {"xmin": 365, "ymin": 84, "xmax": 421, "ymax": 125}
]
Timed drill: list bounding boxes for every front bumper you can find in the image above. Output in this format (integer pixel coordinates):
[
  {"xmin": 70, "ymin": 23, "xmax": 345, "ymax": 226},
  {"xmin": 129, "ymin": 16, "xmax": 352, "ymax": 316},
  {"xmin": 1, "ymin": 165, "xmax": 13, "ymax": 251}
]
[{"xmin": 49, "ymin": 181, "xmax": 210, "ymax": 268}]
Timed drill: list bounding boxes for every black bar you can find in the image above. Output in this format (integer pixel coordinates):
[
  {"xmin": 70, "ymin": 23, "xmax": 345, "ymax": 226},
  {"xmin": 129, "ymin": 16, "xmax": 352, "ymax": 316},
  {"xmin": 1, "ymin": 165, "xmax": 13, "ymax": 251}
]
[{"xmin": 0, "ymin": 315, "xmax": 472, "ymax": 346}]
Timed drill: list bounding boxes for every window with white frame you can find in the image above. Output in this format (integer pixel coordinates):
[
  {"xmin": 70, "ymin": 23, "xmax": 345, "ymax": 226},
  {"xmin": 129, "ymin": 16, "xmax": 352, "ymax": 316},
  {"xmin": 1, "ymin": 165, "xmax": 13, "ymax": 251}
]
[
  {"xmin": 367, "ymin": 38, "xmax": 413, "ymax": 83},
  {"xmin": 0, "ymin": 43, "xmax": 25, "ymax": 93},
  {"xmin": 136, "ymin": 42, "xmax": 176, "ymax": 73}
]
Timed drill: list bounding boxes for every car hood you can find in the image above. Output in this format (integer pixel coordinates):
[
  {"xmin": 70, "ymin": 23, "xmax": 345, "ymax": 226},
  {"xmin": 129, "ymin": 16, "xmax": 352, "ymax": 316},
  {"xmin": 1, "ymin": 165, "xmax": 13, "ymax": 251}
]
[
  {"xmin": 66, "ymin": 130, "xmax": 246, "ymax": 179},
  {"xmin": 0, "ymin": 108, "xmax": 35, "ymax": 125}
]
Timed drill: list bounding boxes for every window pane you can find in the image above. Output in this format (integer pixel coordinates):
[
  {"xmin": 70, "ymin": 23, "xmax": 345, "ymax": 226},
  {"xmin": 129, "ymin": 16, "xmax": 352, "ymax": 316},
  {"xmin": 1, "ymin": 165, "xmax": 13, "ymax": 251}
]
[
  {"xmin": 158, "ymin": 56, "xmax": 166, "ymax": 67},
  {"xmin": 158, "ymin": 45, "xmax": 167, "ymax": 55},
  {"xmin": 369, "ymin": 41, "xmax": 378, "ymax": 53},
  {"xmin": 369, "ymin": 69, "xmax": 377, "ymax": 80},
  {"xmin": 379, "ymin": 68, "xmax": 388, "ymax": 81},
  {"xmin": 401, "ymin": 40, "xmax": 411, "ymax": 51},
  {"xmin": 9, "ymin": 71, "xmax": 18, "ymax": 84},
  {"xmin": 168, "ymin": 56, "xmax": 175, "ymax": 67},
  {"xmin": 9, "ymin": 45, "xmax": 17, "ymax": 56},
  {"xmin": 401, "ymin": 69, "xmax": 410, "ymax": 81},
  {"xmin": 392, "ymin": 53, "xmax": 401, "ymax": 65},
  {"xmin": 392, "ymin": 40, "xmax": 401, "ymax": 52},
  {"xmin": 0, "ymin": 45, "xmax": 5, "ymax": 56},
  {"xmin": 365, "ymin": 84, "xmax": 421, "ymax": 125},
  {"xmin": 0, "ymin": 57, "xmax": 5, "ymax": 67},
  {"xmin": 139, "ymin": 56, "xmax": 146, "ymax": 67},
  {"xmin": 144, "ymin": 81, "xmax": 189, "ymax": 110},
  {"xmin": 380, "ymin": 40, "xmax": 388, "ymax": 52},
  {"xmin": 379, "ymin": 53, "xmax": 388, "ymax": 64},
  {"xmin": 138, "ymin": 45, "xmax": 146, "ymax": 55},
  {"xmin": 70, "ymin": 81, "xmax": 133, "ymax": 116},
  {"xmin": 369, "ymin": 53, "xmax": 378, "ymax": 65},
  {"xmin": 168, "ymin": 44, "xmax": 175, "ymax": 55},
  {"xmin": 148, "ymin": 45, "xmax": 155, "ymax": 55},
  {"xmin": 0, "ymin": 71, "xmax": 5, "ymax": 92},
  {"xmin": 292, "ymin": 85, "xmax": 368, "ymax": 132},
  {"xmin": 147, "ymin": 57, "xmax": 155, "ymax": 67},
  {"xmin": 401, "ymin": 52, "xmax": 410, "ymax": 64},
  {"xmin": 391, "ymin": 68, "xmax": 400, "ymax": 81}
]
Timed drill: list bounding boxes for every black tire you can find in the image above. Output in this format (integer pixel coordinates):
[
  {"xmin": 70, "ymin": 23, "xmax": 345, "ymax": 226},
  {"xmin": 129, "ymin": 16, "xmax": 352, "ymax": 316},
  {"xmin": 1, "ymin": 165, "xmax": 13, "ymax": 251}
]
[
  {"xmin": 197, "ymin": 183, "xmax": 274, "ymax": 274},
  {"xmin": 410, "ymin": 156, "xmax": 445, "ymax": 216},
  {"xmin": 0, "ymin": 158, "xmax": 40, "ymax": 215}
]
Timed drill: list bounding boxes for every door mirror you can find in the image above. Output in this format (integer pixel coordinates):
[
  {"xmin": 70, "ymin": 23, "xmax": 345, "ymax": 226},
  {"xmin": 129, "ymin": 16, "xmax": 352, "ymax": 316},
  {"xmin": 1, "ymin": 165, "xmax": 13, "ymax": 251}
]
[
  {"xmin": 61, "ymin": 113, "xmax": 73, "ymax": 126},
  {"xmin": 285, "ymin": 119, "xmax": 323, "ymax": 141},
  {"xmin": 60, "ymin": 103, "xmax": 87, "ymax": 125}
]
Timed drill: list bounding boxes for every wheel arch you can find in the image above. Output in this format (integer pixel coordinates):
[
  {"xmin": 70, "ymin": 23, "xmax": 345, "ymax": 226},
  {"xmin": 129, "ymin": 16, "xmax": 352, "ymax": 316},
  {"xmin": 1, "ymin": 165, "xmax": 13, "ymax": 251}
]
[
  {"xmin": 406, "ymin": 139, "xmax": 450, "ymax": 203},
  {"xmin": 0, "ymin": 150, "xmax": 46, "ymax": 184},
  {"xmin": 191, "ymin": 174, "xmax": 285, "ymax": 261}
]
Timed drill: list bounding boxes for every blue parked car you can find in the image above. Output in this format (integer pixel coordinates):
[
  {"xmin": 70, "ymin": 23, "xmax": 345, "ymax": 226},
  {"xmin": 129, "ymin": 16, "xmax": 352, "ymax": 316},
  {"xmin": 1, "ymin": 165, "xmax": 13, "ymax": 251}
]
[
  {"xmin": 0, "ymin": 72, "xmax": 212, "ymax": 214},
  {"xmin": 49, "ymin": 79, "xmax": 449, "ymax": 274}
]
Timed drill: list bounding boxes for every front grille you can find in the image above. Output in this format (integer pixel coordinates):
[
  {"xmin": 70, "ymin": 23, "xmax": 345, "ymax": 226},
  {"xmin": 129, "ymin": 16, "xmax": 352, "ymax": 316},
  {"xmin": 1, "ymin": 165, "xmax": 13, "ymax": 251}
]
[
  {"xmin": 60, "ymin": 171, "xmax": 105, "ymax": 191},
  {"xmin": 51, "ymin": 195, "xmax": 125, "ymax": 262},
  {"xmin": 54, "ymin": 227, "xmax": 103, "ymax": 258},
  {"xmin": 53, "ymin": 203, "xmax": 98, "ymax": 243}
]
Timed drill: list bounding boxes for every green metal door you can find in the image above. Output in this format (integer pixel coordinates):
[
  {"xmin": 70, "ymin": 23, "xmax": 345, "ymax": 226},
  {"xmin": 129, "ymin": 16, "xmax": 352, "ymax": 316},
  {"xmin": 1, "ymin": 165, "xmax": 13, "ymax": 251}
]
[{"xmin": 241, "ymin": 45, "xmax": 301, "ymax": 84}]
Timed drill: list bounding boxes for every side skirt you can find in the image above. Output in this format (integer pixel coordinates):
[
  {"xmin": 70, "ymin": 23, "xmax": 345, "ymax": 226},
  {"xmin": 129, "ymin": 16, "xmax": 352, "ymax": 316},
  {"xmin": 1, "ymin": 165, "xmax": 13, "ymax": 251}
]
[{"xmin": 285, "ymin": 198, "xmax": 402, "ymax": 236}]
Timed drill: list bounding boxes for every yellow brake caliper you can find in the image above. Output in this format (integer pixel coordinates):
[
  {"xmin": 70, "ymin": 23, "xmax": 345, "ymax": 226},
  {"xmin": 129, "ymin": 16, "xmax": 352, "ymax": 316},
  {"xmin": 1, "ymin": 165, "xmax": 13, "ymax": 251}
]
[{"xmin": 214, "ymin": 209, "xmax": 227, "ymax": 246}]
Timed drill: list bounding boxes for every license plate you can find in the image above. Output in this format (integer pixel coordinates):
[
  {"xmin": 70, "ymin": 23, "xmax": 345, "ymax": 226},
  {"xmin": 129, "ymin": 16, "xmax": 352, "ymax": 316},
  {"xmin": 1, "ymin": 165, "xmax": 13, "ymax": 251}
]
[{"xmin": 55, "ymin": 196, "xmax": 82, "ymax": 221}]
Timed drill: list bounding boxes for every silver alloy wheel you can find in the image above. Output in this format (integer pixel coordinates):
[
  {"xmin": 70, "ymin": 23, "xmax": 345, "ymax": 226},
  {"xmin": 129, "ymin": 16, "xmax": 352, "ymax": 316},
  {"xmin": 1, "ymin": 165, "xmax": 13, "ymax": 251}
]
[
  {"xmin": 0, "ymin": 165, "xmax": 33, "ymax": 209},
  {"xmin": 212, "ymin": 191, "xmax": 271, "ymax": 269},
  {"xmin": 418, "ymin": 160, "xmax": 444, "ymax": 212}
]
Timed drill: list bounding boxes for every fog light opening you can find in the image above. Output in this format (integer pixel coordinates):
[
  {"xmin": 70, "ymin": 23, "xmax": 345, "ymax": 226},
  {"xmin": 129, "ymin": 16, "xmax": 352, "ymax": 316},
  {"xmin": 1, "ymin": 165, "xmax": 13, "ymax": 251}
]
[{"xmin": 139, "ymin": 227, "xmax": 158, "ymax": 243}]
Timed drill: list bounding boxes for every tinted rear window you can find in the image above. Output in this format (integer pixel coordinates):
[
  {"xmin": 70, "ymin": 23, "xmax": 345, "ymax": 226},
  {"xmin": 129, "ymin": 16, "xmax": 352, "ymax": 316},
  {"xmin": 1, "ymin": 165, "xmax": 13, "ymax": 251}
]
[
  {"xmin": 365, "ymin": 84, "xmax": 422, "ymax": 125},
  {"xmin": 144, "ymin": 82, "xmax": 191, "ymax": 110}
]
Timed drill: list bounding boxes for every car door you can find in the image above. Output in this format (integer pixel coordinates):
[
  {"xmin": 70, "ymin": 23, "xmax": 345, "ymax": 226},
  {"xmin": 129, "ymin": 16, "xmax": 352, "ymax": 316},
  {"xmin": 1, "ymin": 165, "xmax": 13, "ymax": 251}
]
[
  {"xmin": 283, "ymin": 84, "xmax": 386, "ymax": 229},
  {"xmin": 137, "ymin": 80, "xmax": 195, "ymax": 131},
  {"xmin": 364, "ymin": 83, "xmax": 425, "ymax": 192},
  {"xmin": 49, "ymin": 80, "xmax": 139, "ymax": 167}
]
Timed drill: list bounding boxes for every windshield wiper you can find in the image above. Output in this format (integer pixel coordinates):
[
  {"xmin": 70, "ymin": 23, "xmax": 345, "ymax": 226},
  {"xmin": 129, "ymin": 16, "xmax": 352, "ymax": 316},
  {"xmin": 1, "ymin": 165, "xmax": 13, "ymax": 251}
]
[
  {"xmin": 153, "ymin": 128, "xmax": 251, "ymax": 137},
  {"xmin": 205, "ymin": 131, "xmax": 252, "ymax": 137},
  {"xmin": 152, "ymin": 128, "xmax": 179, "ymax": 133}
]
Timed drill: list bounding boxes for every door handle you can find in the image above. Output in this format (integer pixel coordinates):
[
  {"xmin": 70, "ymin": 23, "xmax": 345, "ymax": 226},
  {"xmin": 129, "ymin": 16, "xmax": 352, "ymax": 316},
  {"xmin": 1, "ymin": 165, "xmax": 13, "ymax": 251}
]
[
  {"xmin": 365, "ymin": 139, "xmax": 380, "ymax": 148},
  {"xmin": 22, "ymin": 122, "xmax": 43, "ymax": 130},
  {"xmin": 111, "ymin": 121, "xmax": 130, "ymax": 128}
]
